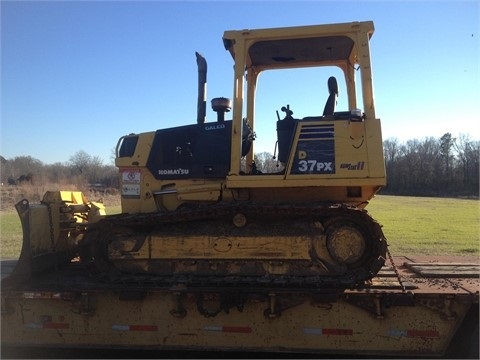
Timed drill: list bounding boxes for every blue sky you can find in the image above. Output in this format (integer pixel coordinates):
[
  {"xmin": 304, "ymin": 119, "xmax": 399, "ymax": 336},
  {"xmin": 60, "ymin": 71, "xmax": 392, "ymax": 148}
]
[{"xmin": 1, "ymin": 0, "xmax": 478, "ymax": 165}]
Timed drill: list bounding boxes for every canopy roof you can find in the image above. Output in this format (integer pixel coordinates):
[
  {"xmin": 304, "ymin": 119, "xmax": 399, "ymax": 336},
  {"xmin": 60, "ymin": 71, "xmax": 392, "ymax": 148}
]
[{"xmin": 223, "ymin": 21, "xmax": 374, "ymax": 70}]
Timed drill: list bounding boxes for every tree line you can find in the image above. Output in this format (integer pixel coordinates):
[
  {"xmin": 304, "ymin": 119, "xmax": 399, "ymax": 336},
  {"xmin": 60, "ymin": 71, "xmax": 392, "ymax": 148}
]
[
  {"xmin": 0, "ymin": 150, "xmax": 119, "ymax": 190},
  {"xmin": 382, "ymin": 133, "xmax": 478, "ymax": 197},
  {"xmin": 1, "ymin": 133, "xmax": 478, "ymax": 198}
]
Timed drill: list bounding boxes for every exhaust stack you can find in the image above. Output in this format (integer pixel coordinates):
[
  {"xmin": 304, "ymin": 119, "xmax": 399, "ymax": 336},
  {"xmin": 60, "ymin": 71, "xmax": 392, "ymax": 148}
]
[{"xmin": 196, "ymin": 52, "xmax": 207, "ymax": 124}]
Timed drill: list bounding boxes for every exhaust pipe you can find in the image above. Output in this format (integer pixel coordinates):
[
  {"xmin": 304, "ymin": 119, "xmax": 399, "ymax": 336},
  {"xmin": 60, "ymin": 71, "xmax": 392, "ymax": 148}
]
[{"xmin": 196, "ymin": 52, "xmax": 207, "ymax": 124}]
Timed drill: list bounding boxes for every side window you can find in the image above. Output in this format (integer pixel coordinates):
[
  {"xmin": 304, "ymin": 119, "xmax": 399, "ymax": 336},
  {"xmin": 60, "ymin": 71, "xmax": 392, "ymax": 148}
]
[{"xmin": 118, "ymin": 136, "xmax": 138, "ymax": 158}]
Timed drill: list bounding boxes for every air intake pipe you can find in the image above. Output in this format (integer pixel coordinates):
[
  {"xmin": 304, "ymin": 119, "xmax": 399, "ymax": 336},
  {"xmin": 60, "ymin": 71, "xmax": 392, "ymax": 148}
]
[{"xmin": 211, "ymin": 97, "xmax": 232, "ymax": 122}]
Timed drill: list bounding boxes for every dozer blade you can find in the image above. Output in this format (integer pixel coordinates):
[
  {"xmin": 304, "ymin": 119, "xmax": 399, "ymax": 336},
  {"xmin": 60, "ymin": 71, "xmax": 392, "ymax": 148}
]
[{"xmin": 2, "ymin": 192, "xmax": 105, "ymax": 289}]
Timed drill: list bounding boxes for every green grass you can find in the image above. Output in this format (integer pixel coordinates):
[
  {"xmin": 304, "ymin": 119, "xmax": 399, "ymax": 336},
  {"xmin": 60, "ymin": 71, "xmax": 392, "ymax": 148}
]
[
  {"xmin": 0, "ymin": 212, "xmax": 23, "ymax": 259},
  {"xmin": 0, "ymin": 196, "xmax": 478, "ymax": 259},
  {"xmin": 0, "ymin": 205, "xmax": 122, "ymax": 259},
  {"xmin": 367, "ymin": 195, "xmax": 479, "ymax": 256}
]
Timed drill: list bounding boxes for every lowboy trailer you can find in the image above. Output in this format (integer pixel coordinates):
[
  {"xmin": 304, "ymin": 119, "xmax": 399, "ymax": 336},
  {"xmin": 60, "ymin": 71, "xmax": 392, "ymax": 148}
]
[
  {"xmin": 2, "ymin": 253, "xmax": 478, "ymax": 358},
  {"xmin": 2, "ymin": 19, "xmax": 479, "ymax": 358}
]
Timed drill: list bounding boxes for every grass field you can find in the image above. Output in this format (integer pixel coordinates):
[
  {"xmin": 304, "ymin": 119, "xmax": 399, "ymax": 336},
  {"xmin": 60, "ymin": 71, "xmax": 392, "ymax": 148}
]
[
  {"xmin": 0, "ymin": 211, "xmax": 23, "ymax": 259},
  {"xmin": 367, "ymin": 195, "xmax": 479, "ymax": 256},
  {"xmin": 0, "ymin": 195, "xmax": 478, "ymax": 259}
]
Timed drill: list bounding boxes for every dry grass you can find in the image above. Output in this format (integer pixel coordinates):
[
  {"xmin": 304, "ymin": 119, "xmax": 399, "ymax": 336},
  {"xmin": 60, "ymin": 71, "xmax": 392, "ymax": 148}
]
[{"xmin": 0, "ymin": 183, "xmax": 121, "ymax": 213}]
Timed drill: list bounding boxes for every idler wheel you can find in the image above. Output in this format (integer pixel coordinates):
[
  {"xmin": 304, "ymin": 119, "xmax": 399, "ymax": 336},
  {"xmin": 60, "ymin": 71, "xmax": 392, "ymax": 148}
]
[{"xmin": 324, "ymin": 219, "xmax": 367, "ymax": 266}]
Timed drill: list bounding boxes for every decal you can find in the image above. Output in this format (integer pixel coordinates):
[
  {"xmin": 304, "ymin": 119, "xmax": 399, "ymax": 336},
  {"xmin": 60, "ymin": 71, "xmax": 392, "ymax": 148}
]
[
  {"xmin": 122, "ymin": 184, "xmax": 140, "ymax": 196},
  {"xmin": 25, "ymin": 315, "xmax": 70, "ymax": 330},
  {"xmin": 25, "ymin": 322, "xmax": 70, "ymax": 330},
  {"xmin": 112, "ymin": 324, "xmax": 158, "ymax": 332},
  {"xmin": 204, "ymin": 325, "xmax": 253, "ymax": 333},
  {"xmin": 205, "ymin": 123, "xmax": 226, "ymax": 131},
  {"xmin": 122, "ymin": 169, "xmax": 141, "ymax": 183},
  {"xmin": 298, "ymin": 160, "xmax": 333, "ymax": 172},
  {"xmin": 303, "ymin": 327, "xmax": 353, "ymax": 336},
  {"xmin": 340, "ymin": 161, "xmax": 365, "ymax": 170},
  {"xmin": 388, "ymin": 329, "xmax": 440, "ymax": 338},
  {"xmin": 158, "ymin": 168, "xmax": 190, "ymax": 176},
  {"xmin": 290, "ymin": 123, "xmax": 335, "ymax": 175}
]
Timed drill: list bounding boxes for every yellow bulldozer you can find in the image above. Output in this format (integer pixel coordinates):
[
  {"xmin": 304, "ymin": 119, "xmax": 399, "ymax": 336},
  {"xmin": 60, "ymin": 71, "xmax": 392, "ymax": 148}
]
[{"xmin": 12, "ymin": 21, "xmax": 388, "ymax": 291}]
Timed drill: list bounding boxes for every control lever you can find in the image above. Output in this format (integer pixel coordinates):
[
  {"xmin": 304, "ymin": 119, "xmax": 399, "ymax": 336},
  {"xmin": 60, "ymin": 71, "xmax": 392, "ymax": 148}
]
[{"xmin": 281, "ymin": 104, "xmax": 293, "ymax": 117}]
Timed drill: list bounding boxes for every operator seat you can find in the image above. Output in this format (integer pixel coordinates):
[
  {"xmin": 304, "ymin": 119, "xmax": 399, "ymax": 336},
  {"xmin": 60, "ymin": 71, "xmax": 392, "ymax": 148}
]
[{"xmin": 323, "ymin": 76, "xmax": 338, "ymax": 116}]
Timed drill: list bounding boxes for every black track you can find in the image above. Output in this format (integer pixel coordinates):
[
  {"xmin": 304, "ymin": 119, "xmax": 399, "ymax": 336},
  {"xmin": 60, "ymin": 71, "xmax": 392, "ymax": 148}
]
[{"xmin": 79, "ymin": 202, "xmax": 388, "ymax": 291}]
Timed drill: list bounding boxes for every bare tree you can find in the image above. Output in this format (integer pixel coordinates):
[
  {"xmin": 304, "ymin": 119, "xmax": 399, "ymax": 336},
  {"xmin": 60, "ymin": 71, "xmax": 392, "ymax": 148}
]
[
  {"xmin": 454, "ymin": 134, "xmax": 480, "ymax": 193},
  {"xmin": 254, "ymin": 152, "xmax": 283, "ymax": 173},
  {"xmin": 69, "ymin": 151, "xmax": 92, "ymax": 175},
  {"xmin": 68, "ymin": 150, "xmax": 111, "ymax": 186}
]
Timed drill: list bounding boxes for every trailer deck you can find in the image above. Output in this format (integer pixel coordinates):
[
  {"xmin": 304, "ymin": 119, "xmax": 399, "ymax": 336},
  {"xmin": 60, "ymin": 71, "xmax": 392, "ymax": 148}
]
[
  {"xmin": 2, "ymin": 255, "xmax": 478, "ymax": 359},
  {"xmin": 2, "ymin": 255, "xmax": 478, "ymax": 296}
]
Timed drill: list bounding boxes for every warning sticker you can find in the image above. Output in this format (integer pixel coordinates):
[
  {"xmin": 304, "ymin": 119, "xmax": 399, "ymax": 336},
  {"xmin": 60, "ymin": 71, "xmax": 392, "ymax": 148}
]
[
  {"xmin": 122, "ymin": 184, "xmax": 140, "ymax": 196},
  {"xmin": 122, "ymin": 169, "xmax": 141, "ymax": 183}
]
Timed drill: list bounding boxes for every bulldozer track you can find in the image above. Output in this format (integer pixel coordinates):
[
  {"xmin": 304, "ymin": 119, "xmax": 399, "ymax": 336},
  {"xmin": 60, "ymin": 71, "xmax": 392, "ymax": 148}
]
[{"xmin": 80, "ymin": 202, "xmax": 388, "ymax": 291}]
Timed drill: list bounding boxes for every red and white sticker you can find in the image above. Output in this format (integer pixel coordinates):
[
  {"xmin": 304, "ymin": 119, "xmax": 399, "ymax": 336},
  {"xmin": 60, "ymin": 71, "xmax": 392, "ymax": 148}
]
[
  {"xmin": 25, "ymin": 322, "xmax": 69, "ymax": 330},
  {"xmin": 388, "ymin": 328, "xmax": 440, "ymax": 338},
  {"xmin": 112, "ymin": 324, "xmax": 158, "ymax": 332},
  {"xmin": 122, "ymin": 169, "xmax": 141, "ymax": 183},
  {"xmin": 303, "ymin": 327, "xmax": 353, "ymax": 336},
  {"xmin": 204, "ymin": 325, "xmax": 253, "ymax": 333}
]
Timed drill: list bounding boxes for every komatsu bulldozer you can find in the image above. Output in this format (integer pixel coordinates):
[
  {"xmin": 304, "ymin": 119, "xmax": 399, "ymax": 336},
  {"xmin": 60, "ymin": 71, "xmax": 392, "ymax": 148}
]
[
  {"xmin": 15, "ymin": 21, "xmax": 389, "ymax": 291},
  {"xmin": 6, "ymin": 22, "xmax": 480, "ymax": 359}
]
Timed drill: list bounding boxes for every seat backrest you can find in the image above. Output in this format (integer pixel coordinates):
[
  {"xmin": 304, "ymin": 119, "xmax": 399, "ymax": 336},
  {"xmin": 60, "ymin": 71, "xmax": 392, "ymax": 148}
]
[
  {"xmin": 323, "ymin": 76, "xmax": 338, "ymax": 116},
  {"xmin": 276, "ymin": 115, "xmax": 297, "ymax": 164}
]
